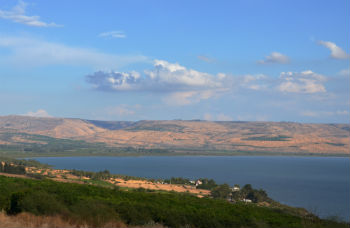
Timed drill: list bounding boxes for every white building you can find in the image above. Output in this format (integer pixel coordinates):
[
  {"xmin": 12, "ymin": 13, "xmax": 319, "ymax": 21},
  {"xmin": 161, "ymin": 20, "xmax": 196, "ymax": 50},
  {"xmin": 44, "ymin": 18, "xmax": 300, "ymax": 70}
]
[
  {"xmin": 195, "ymin": 180, "xmax": 203, "ymax": 187},
  {"xmin": 232, "ymin": 186, "xmax": 240, "ymax": 192},
  {"xmin": 242, "ymin": 199, "xmax": 252, "ymax": 203}
]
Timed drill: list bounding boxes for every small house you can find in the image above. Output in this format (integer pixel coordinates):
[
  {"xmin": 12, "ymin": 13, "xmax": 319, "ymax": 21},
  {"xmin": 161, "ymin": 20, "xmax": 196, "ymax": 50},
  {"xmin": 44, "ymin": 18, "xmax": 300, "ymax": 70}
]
[
  {"xmin": 232, "ymin": 186, "xmax": 240, "ymax": 192},
  {"xmin": 195, "ymin": 180, "xmax": 202, "ymax": 187},
  {"xmin": 242, "ymin": 199, "xmax": 252, "ymax": 203}
]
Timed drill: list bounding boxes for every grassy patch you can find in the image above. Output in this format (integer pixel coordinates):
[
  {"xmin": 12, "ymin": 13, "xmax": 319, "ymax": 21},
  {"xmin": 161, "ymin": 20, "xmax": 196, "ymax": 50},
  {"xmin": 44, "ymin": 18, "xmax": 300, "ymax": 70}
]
[
  {"xmin": 242, "ymin": 135, "xmax": 291, "ymax": 141},
  {"xmin": 126, "ymin": 124, "xmax": 185, "ymax": 132},
  {"xmin": 0, "ymin": 132, "xmax": 172, "ymax": 157},
  {"xmin": 325, "ymin": 142, "xmax": 346, "ymax": 147}
]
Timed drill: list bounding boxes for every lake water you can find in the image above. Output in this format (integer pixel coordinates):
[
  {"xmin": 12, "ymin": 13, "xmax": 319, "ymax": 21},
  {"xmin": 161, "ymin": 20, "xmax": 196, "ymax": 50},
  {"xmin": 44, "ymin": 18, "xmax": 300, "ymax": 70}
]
[{"xmin": 31, "ymin": 156, "xmax": 350, "ymax": 221}]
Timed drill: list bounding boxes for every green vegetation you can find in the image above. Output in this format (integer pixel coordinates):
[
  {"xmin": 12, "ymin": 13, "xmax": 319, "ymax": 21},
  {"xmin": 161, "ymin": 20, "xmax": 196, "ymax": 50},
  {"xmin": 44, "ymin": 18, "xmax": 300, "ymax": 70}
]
[
  {"xmin": 231, "ymin": 184, "xmax": 270, "ymax": 203},
  {"xmin": 0, "ymin": 162, "xmax": 25, "ymax": 175},
  {"xmin": 196, "ymin": 178, "xmax": 218, "ymax": 190},
  {"xmin": 0, "ymin": 132, "xmax": 171, "ymax": 157},
  {"xmin": 70, "ymin": 169, "xmax": 149, "ymax": 182},
  {"xmin": 0, "ymin": 156, "xmax": 50, "ymax": 168},
  {"xmin": 0, "ymin": 175, "xmax": 348, "ymax": 228},
  {"xmin": 71, "ymin": 169, "xmax": 111, "ymax": 180},
  {"xmin": 164, "ymin": 177, "xmax": 191, "ymax": 185},
  {"xmin": 325, "ymin": 142, "xmax": 346, "ymax": 147},
  {"xmin": 242, "ymin": 135, "xmax": 291, "ymax": 141},
  {"xmin": 85, "ymin": 119, "xmax": 135, "ymax": 130},
  {"xmin": 210, "ymin": 184, "xmax": 231, "ymax": 199},
  {"xmin": 0, "ymin": 132, "xmax": 347, "ymax": 157},
  {"xmin": 0, "ymin": 156, "xmax": 51, "ymax": 175},
  {"xmin": 126, "ymin": 123, "xmax": 185, "ymax": 132},
  {"xmin": 198, "ymin": 180, "xmax": 271, "ymax": 203}
]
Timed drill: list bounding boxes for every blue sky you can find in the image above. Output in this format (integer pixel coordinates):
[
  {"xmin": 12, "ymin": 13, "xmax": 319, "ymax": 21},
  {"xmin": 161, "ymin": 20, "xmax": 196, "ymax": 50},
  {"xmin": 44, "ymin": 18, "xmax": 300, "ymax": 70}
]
[{"xmin": 0, "ymin": 0, "xmax": 349, "ymax": 123}]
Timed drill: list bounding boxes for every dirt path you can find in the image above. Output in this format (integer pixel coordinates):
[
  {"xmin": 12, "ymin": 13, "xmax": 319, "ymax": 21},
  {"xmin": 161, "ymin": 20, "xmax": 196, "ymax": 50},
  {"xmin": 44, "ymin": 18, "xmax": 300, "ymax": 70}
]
[{"xmin": 0, "ymin": 172, "xmax": 31, "ymax": 179}]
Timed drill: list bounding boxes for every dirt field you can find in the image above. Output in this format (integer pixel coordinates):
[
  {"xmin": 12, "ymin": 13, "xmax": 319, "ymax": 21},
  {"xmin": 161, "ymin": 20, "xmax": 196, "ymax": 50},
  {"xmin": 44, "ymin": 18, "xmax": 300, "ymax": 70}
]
[
  {"xmin": 108, "ymin": 178, "xmax": 210, "ymax": 197},
  {"xmin": 2, "ymin": 167, "xmax": 210, "ymax": 198}
]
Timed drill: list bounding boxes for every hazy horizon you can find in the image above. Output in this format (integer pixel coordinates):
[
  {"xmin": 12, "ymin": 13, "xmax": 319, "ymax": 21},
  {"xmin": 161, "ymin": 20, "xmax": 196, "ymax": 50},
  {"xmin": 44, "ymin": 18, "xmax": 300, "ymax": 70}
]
[{"xmin": 2, "ymin": 113, "xmax": 350, "ymax": 125}]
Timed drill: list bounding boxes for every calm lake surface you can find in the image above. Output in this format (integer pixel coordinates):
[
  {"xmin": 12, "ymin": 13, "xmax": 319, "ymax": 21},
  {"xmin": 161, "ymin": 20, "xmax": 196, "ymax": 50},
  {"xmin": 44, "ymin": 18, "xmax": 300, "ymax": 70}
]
[{"xmin": 32, "ymin": 156, "xmax": 350, "ymax": 221}]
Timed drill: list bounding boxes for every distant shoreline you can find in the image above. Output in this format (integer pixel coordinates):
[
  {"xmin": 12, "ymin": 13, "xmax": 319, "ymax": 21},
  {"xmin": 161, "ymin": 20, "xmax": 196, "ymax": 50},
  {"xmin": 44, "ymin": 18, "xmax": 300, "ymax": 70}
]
[
  {"xmin": 1, "ymin": 116, "xmax": 349, "ymax": 157},
  {"xmin": 17, "ymin": 152, "xmax": 349, "ymax": 158}
]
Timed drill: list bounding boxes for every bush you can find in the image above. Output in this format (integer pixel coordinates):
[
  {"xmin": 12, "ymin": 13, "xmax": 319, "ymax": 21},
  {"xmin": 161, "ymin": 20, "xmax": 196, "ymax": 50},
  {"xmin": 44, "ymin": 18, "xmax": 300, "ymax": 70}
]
[
  {"xmin": 7, "ymin": 190, "xmax": 67, "ymax": 216},
  {"xmin": 70, "ymin": 199, "xmax": 120, "ymax": 227},
  {"xmin": 196, "ymin": 178, "xmax": 218, "ymax": 190},
  {"xmin": 0, "ymin": 163, "xmax": 26, "ymax": 175}
]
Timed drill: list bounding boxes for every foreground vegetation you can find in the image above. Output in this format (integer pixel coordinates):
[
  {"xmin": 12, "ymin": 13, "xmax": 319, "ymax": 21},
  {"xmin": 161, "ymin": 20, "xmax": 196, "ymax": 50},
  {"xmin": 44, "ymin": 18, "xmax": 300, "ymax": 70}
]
[{"xmin": 0, "ymin": 175, "xmax": 348, "ymax": 228}]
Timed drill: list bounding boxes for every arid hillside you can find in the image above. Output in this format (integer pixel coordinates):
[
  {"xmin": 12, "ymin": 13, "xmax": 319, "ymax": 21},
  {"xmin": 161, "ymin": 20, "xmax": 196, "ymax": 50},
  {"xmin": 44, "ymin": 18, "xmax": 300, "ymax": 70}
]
[{"xmin": 0, "ymin": 115, "xmax": 349, "ymax": 155}]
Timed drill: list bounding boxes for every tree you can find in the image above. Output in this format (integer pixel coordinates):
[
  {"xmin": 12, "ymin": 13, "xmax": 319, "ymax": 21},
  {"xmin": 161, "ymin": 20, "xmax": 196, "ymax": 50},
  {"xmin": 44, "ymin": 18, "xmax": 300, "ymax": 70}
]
[
  {"xmin": 211, "ymin": 184, "xmax": 231, "ymax": 199},
  {"xmin": 1, "ymin": 163, "xmax": 26, "ymax": 175},
  {"xmin": 197, "ymin": 178, "xmax": 218, "ymax": 190},
  {"xmin": 242, "ymin": 184, "xmax": 252, "ymax": 192}
]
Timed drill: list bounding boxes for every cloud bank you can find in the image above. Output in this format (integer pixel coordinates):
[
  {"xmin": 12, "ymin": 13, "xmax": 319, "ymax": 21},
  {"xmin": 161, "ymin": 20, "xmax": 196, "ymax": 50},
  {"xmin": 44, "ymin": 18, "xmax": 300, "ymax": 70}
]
[
  {"xmin": 0, "ymin": 0, "xmax": 62, "ymax": 27},
  {"xmin": 86, "ymin": 59, "xmax": 331, "ymax": 105}
]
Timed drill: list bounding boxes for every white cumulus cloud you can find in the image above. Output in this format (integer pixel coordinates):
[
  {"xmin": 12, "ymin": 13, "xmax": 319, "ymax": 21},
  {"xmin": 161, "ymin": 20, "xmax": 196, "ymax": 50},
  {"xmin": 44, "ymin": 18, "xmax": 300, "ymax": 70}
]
[
  {"xmin": 146, "ymin": 60, "xmax": 225, "ymax": 89},
  {"xmin": 86, "ymin": 60, "xmax": 230, "ymax": 105},
  {"xmin": 258, "ymin": 52, "xmax": 290, "ymax": 64},
  {"xmin": 0, "ymin": 0, "xmax": 62, "ymax": 27},
  {"xmin": 318, "ymin": 41, "xmax": 349, "ymax": 59},
  {"xmin": 278, "ymin": 70, "xmax": 327, "ymax": 94}
]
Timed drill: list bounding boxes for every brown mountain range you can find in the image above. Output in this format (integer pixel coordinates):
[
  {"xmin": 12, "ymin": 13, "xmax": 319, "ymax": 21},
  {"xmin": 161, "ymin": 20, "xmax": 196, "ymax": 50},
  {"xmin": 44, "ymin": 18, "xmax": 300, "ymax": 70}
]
[{"xmin": 0, "ymin": 115, "xmax": 349, "ymax": 155}]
